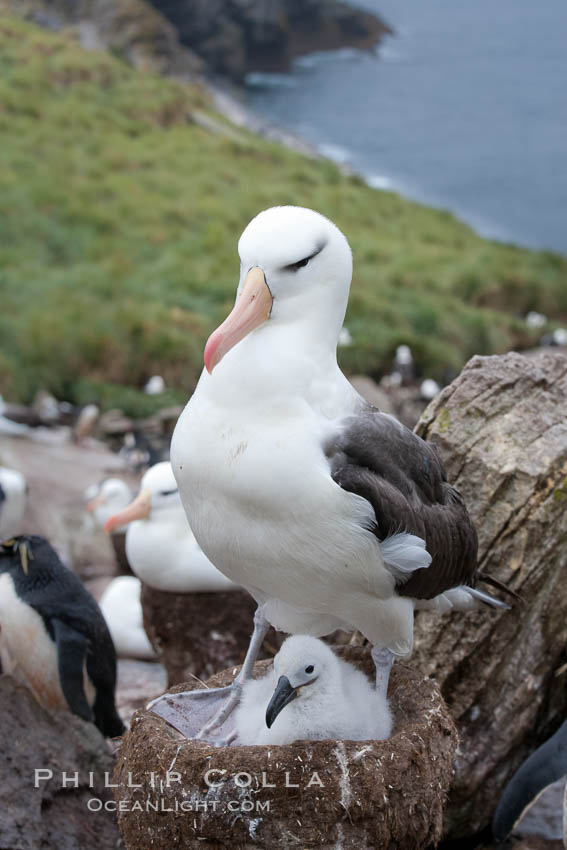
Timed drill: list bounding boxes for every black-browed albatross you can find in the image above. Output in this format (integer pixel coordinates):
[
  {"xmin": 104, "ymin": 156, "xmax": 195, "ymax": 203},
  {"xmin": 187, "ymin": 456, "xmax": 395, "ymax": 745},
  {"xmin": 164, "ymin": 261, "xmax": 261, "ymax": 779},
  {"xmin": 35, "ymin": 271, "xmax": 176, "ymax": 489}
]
[{"xmin": 148, "ymin": 205, "xmax": 506, "ymax": 741}]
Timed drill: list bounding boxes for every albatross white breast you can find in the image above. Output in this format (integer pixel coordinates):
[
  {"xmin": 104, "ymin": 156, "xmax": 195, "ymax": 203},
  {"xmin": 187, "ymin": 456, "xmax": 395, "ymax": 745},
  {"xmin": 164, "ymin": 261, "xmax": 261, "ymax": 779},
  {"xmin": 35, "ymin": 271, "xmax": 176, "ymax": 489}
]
[{"xmin": 150, "ymin": 206, "xmax": 506, "ymax": 740}]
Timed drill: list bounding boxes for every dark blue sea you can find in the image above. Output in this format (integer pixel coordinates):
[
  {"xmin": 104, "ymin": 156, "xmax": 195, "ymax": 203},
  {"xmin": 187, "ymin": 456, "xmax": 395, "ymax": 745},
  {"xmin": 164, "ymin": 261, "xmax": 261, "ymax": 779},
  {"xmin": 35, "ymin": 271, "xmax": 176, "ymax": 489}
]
[{"xmin": 246, "ymin": 0, "xmax": 567, "ymax": 255}]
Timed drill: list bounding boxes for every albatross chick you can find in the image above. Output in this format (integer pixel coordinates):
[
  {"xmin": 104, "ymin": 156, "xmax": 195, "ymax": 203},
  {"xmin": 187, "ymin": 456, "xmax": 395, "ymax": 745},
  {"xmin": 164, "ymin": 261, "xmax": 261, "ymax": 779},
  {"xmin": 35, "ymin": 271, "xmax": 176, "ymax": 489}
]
[{"xmin": 235, "ymin": 635, "xmax": 392, "ymax": 746}]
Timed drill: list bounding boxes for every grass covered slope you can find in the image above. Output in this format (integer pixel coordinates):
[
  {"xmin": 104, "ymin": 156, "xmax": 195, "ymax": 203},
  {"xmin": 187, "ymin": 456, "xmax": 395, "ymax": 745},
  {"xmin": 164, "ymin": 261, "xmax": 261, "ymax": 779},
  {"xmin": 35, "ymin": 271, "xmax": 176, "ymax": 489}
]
[{"xmin": 1, "ymin": 13, "xmax": 566, "ymax": 414}]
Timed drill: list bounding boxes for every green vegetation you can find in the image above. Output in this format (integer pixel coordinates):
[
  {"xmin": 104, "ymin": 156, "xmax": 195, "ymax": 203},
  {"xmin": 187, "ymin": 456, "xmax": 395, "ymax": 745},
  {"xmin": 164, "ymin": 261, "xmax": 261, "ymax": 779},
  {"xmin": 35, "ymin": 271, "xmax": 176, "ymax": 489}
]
[{"xmin": 1, "ymin": 13, "xmax": 566, "ymax": 414}]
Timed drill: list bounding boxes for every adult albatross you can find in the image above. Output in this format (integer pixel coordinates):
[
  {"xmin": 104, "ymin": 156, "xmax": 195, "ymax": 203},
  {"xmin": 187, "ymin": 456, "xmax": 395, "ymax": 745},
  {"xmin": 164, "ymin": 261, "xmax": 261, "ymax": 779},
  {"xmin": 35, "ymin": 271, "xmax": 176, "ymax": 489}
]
[{"xmin": 149, "ymin": 205, "xmax": 506, "ymax": 741}]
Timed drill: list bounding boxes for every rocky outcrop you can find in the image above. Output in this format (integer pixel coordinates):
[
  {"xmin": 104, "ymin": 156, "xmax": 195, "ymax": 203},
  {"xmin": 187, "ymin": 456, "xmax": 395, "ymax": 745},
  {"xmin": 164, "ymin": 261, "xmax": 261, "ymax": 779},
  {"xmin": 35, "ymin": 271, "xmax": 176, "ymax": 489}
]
[
  {"xmin": 147, "ymin": 0, "xmax": 392, "ymax": 82},
  {"xmin": 114, "ymin": 647, "xmax": 457, "ymax": 849},
  {"xmin": 411, "ymin": 351, "xmax": 567, "ymax": 840},
  {"xmin": 0, "ymin": 675, "xmax": 120, "ymax": 850}
]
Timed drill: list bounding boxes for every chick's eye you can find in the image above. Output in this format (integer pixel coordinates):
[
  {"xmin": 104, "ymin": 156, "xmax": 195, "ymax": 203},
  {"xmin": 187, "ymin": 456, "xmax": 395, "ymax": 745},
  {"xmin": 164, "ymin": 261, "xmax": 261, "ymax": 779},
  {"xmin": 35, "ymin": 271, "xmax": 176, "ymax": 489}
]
[
  {"xmin": 305, "ymin": 665, "xmax": 314, "ymax": 674},
  {"xmin": 160, "ymin": 489, "xmax": 178, "ymax": 497},
  {"xmin": 284, "ymin": 256, "xmax": 311, "ymax": 273}
]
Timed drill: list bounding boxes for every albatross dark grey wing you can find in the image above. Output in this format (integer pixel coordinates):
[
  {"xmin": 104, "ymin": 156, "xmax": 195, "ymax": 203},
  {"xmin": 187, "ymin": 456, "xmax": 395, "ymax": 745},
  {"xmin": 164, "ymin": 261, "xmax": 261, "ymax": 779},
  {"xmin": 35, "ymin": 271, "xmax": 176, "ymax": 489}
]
[{"xmin": 326, "ymin": 410, "xmax": 478, "ymax": 599}]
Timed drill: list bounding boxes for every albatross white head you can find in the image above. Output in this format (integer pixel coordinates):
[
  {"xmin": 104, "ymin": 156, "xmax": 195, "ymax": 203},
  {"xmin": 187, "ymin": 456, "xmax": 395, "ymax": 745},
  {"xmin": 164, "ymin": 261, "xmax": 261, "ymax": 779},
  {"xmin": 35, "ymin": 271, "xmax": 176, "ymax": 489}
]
[
  {"xmin": 103, "ymin": 462, "xmax": 179, "ymax": 535},
  {"xmin": 265, "ymin": 635, "xmax": 342, "ymax": 729},
  {"xmin": 204, "ymin": 206, "xmax": 353, "ymax": 376}
]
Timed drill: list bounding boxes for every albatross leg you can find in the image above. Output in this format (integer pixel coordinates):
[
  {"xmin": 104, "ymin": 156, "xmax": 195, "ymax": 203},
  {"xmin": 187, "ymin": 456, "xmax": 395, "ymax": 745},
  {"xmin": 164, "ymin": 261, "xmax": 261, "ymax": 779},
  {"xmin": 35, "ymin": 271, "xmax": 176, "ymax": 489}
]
[
  {"xmin": 371, "ymin": 646, "xmax": 394, "ymax": 697},
  {"xmin": 147, "ymin": 606, "xmax": 270, "ymax": 743},
  {"xmin": 197, "ymin": 606, "xmax": 270, "ymax": 739}
]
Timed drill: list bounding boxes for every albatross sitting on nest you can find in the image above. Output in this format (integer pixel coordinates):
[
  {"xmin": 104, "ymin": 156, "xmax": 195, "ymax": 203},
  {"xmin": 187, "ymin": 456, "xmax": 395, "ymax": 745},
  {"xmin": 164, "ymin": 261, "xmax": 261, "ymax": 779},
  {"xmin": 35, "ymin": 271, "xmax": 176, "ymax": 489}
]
[{"xmin": 149, "ymin": 205, "xmax": 507, "ymax": 741}]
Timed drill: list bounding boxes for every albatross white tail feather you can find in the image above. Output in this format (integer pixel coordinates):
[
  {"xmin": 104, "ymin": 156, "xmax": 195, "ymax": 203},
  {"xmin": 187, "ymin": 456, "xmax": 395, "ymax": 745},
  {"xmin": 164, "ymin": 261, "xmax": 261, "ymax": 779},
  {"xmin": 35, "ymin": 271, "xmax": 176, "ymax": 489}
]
[
  {"xmin": 380, "ymin": 534, "xmax": 510, "ymax": 611},
  {"xmin": 380, "ymin": 533, "xmax": 432, "ymax": 582}
]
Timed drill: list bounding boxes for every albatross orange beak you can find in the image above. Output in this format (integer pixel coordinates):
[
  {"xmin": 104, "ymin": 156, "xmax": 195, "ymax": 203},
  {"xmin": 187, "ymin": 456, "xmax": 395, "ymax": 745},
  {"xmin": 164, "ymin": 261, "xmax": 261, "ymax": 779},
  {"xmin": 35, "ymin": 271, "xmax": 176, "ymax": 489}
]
[
  {"xmin": 204, "ymin": 267, "xmax": 273, "ymax": 374},
  {"xmin": 104, "ymin": 488, "xmax": 151, "ymax": 534}
]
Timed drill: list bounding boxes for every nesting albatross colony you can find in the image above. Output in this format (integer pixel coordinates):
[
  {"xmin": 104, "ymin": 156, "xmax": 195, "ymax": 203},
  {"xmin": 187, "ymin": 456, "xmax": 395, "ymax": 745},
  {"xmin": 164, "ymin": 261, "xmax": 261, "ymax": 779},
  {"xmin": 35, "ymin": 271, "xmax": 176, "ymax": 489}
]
[{"xmin": 3, "ymin": 9, "xmax": 567, "ymax": 846}]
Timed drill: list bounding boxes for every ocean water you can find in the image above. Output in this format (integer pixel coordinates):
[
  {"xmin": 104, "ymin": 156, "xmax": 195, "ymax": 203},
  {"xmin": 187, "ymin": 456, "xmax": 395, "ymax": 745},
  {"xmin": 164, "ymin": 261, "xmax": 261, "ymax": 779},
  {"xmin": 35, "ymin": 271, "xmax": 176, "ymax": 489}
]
[{"xmin": 246, "ymin": 0, "xmax": 567, "ymax": 255}]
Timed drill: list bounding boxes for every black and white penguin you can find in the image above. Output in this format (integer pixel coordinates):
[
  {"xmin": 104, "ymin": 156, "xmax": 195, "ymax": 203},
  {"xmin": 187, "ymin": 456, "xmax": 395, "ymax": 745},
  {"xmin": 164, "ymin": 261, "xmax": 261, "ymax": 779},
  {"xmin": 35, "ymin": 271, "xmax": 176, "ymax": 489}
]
[{"xmin": 0, "ymin": 535, "xmax": 125, "ymax": 737}]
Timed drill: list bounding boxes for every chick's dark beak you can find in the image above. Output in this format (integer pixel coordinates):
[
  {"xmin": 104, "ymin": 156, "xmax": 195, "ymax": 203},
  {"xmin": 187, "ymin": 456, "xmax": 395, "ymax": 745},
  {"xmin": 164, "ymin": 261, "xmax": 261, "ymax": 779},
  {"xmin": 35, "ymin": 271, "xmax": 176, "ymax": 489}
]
[{"xmin": 265, "ymin": 675, "xmax": 298, "ymax": 728}]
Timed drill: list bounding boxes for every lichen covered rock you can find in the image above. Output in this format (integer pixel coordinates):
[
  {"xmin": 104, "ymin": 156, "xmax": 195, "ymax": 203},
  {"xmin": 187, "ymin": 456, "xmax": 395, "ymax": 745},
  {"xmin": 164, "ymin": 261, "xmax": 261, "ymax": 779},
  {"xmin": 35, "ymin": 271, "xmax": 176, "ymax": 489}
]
[{"xmin": 413, "ymin": 351, "xmax": 567, "ymax": 838}]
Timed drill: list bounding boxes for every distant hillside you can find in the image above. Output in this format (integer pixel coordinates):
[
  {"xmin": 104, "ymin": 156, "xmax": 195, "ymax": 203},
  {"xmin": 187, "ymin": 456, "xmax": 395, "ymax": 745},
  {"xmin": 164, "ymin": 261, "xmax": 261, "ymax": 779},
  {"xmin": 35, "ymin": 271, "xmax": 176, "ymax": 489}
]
[{"xmin": 1, "ymin": 12, "xmax": 566, "ymax": 415}]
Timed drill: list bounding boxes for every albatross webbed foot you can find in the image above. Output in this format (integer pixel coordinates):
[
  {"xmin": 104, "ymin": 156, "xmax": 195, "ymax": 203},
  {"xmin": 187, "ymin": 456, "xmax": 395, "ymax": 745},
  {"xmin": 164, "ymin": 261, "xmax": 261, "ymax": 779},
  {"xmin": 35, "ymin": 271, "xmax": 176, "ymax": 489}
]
[
  {"xmin": 147, "ymin": 683, "xmax": 239, "ymax": 743},
  {"xmin": 147, "ymin": 607, "xmax": 270, "ymax": 744}
]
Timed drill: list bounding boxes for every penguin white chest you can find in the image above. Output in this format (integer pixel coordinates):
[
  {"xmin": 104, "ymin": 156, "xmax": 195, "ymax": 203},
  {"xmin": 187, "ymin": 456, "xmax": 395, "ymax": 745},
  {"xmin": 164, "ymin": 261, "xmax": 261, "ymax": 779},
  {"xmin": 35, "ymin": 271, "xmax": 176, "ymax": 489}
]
[{"xmin": 0, "ymin": 573, "xmax": 66, "ymax": 708}]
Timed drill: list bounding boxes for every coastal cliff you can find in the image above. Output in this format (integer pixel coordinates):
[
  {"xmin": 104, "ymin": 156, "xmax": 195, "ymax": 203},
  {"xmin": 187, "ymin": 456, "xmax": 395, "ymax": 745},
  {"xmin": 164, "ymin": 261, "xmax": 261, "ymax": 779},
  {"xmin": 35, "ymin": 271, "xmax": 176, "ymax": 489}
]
[
  {"xmin": 147, "ymin": 0, "xmax": 392, "ymax": 81},
  {"xmin": 9, "ymin": 0, "xmax": 391, "ymax": 83}
]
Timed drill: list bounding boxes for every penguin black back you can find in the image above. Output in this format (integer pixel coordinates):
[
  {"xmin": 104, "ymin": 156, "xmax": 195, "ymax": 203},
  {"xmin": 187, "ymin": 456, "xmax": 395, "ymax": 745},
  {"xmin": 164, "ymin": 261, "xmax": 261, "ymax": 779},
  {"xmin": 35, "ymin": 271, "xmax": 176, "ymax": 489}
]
[{"xmin": 0, "ymin": 535, "xmax": 125, "ymax": 737}]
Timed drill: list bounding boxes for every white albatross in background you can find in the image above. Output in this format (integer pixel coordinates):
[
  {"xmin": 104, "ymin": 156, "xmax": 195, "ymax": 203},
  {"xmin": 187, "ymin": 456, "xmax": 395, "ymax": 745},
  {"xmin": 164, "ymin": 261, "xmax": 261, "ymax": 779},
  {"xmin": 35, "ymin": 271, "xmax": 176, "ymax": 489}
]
[
  {"xmin": 148, "ymin": 206, "xmax": 507, "ymax": 741},
  {"xmin": 0, "ymin": 467, "xmax": 27, "ymax": 538},
  {"xmin": 99, "ymin": 575, "xmax": 156, "ymax": 660},
  {"xmin": 85, "ymin": 479, "xmax": 154, "ymax": 658},
  {"xmin": 234, "ymin": 635, "xmax": 392, "ymax": 746},
  {"xmin": 85, "ymin": 478, "xmax": 133, "ymax": 533},
  {"xmin": 104, "ymin": 461, "xmax": 235, "ymax": 593},
  {"xmin": 85, "ymin": 476, "xmax": 134, "ymax": 574}
]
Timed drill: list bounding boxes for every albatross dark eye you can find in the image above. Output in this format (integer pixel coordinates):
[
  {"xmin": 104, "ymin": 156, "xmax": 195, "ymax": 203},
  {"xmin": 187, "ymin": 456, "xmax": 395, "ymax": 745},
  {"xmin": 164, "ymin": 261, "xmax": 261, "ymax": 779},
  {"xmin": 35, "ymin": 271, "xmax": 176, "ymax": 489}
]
[
  {"xmin": 285, "ymin": 256, "xmax": 311, "ymax": 273},
  {"xmin": 305, "ymin": 665, "xmax": 314, "ymax": 674},
  {"xmin": 283, "ymin": 242, "xmax": 326, "ymax": 274},
  {"xmin": 160, "ymin": 489, "xmax": 178, "ymax": 497}
]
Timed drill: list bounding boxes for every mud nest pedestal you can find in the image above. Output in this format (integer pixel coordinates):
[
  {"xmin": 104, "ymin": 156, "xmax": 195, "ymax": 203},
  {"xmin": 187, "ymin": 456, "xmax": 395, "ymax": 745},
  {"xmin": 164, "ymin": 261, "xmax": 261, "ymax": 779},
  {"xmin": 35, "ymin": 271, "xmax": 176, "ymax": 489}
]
[
  {"xmin": 114, "ymin": 646, "xmax": 457, "ymax": 849},
  {"xmin": 141, "ymin": 583, "xmax": 283, "ymax": 686}
]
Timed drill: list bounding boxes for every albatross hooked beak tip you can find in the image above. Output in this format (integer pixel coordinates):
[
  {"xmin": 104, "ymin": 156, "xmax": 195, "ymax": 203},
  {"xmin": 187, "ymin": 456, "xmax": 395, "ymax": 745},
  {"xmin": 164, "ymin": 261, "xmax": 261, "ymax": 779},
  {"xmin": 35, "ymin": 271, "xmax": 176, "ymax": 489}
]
[{"xmin": 265, "ymin": 675, "xmax": 299, "ymax": 729}]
